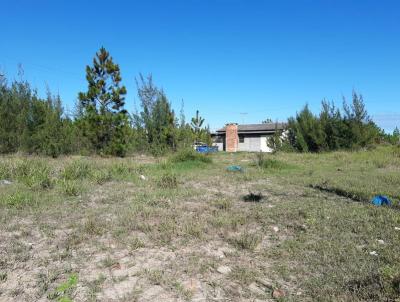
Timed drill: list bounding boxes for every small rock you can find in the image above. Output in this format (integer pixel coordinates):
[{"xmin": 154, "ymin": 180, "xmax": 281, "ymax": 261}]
[
  {"xmin": 182, "ymin": 278, "xmax": 201, "ymax": 294},
  {"xmin": 369, "ymin": 251, "xmax": 378, "ymax": 256},
  {"xmin": 0, "ymin": 179, "xmax": 12, "ymax": 185},
  {"xmin": 139, "ymin": 175, "xmax": 146, "ymax": 180},
  {"xmin": 272, "ymin": 226, "xmax": 279, "ymax": 233},
  {"xmin": 217, "ymin": 265, "xmax": 231, "ymax": 274},
  {"xmin": 377, "ymin": 239, "xmax": 385, "ymax": 245},
  {"xmin": 272, "ymin": 289, "xmax": 285, "ymax": 299},
  {"xmin": 395, "ymin": 227, "xmax": 400, "ymax": 231},
  {"xmin": 249, "ymin": 282, "xmax": 265, "ymax": 295},
  {"xmin": 256, "ymin": 278, "xmax": 273, "ymax": 289}
]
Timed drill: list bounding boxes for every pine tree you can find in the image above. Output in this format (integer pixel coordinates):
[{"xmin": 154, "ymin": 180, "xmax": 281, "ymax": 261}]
[
  {"xmin": 78, "ymin": 47, "xmax": 129, "ymax": 156},
  {"xmin": 191, "ymin": 110, "xmax": 205, "ymax": 143}
]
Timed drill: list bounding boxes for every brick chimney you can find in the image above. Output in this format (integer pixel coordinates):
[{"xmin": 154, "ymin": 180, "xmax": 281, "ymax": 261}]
[{"xmin": 225, "ymin": 123, "xmax": 238, "ymax": 152}]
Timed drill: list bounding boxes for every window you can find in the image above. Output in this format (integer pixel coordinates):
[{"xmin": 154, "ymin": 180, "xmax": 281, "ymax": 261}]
[{"xmin": 239, "ymin": 135, "xmax": 244, "ymax": 143}]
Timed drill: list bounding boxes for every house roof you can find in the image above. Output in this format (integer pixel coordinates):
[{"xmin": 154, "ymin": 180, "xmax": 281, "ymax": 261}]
[{"xmin": 216, "ymin": 123, "xmax": 286, "ymax": 134}]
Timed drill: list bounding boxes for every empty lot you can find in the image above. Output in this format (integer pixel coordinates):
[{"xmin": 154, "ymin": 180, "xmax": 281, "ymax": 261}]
[{"xmin": 1, "ymin": 146, "xmax": 399, "ymax": 301}]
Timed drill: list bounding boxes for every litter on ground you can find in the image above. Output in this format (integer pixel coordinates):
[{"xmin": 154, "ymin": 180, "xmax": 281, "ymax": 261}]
[
  {"xmin": 371, "ymin": 195, "xmax": 392, "ymax": 206},
  {"xmin": 226, "ymin": 165, "xmax": 242, "ymax": 172}
]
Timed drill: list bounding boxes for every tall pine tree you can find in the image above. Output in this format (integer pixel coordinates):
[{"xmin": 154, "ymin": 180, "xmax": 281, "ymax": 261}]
[{"xmin": 78, "ymin": 47, "xmax": 129, "ymax": 156}]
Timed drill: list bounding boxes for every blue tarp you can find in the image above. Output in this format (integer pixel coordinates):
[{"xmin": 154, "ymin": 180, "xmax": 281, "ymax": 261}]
[
  {"xmin": 196, "ymin": 146, "xmax": 218, "ymax": 153},
  {"xmin": 227, "ymin": 165, "xmax": 243, "ymax": 172},
  {"xmin": 371, "ymin": 195, "xmax": 392, "ymax": 206}
]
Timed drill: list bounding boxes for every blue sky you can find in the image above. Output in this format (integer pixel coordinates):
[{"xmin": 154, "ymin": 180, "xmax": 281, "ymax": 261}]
[{"xmin": 1, "ymin": 0, "xmax": 399, "ymax": 132}]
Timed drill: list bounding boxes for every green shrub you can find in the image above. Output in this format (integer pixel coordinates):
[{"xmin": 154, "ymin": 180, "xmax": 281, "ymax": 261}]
[
  {"xmin": 48, "ymin": 273, "xmax": 78, "ymax": 301},
  {"xmin": 62, "ymin": 160, "xmax": 91, "ymax": 180},
  {"xmin": 169, "ymin": 149, "xmax": 212, "ymax": 164}
]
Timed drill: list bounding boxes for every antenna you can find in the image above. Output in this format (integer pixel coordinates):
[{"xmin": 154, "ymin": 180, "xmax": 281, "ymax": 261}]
[{"xmin": 239, "ymin": 112, "xmax": 248, "ymax": 125}]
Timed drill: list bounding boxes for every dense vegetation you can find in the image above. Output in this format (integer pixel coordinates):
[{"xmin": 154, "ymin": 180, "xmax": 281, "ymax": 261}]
[
  {"xmin": 270, "ymin": 92, "xmax": 399, "ymax": 152},
  {"xmin": 0, "ymin": 48, "xmax": 211, "ymax": 157},
  {"xmin": 0, "ymin": 48, "xmax": 398, "ymax": 157}
]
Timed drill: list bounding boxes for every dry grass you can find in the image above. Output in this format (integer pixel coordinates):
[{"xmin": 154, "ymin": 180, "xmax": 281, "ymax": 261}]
[{"xmin": 0, "ymin": 146, "xmax": 399, "ymax": 301}]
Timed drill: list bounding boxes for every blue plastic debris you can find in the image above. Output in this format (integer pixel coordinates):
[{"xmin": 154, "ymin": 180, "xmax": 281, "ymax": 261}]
[
  {"xmin": 196, "ymin": 146, "xmax": 218, "ymax": 153},
  {"xmin": 371, "ymin": 195, "xmax": 392, "ymax": 206},
  {"xmin": 227, "ymin": 165, "xmax": 242, "ymax": 172}
]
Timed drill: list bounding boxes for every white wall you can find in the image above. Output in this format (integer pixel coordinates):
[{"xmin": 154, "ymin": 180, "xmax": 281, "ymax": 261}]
[
  {"xmin": 238, "ymin": 136, "xmax": 261, "ymax": 152},
  {"xmin": 237, "ymin": 135, "xmax": 274, "ymax": 152},
  {"xmin": 260, "ymin": 135, "xmax": 274, "ymax": 152},
  {"xmin": 213, "ymin": 142, "xmax": 224, "ymax": 151}
]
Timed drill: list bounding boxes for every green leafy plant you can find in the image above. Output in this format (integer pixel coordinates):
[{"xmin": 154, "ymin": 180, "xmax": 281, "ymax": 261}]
[{"xmin": 48, "ymin": 273, "xmax": 78, "ymax": 301}]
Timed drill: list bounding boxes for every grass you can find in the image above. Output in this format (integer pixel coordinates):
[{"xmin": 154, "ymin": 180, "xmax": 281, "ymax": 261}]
[
  {"xmin": 169, "ymin": 148, "xmax": 212, "ymax": 164},
  {"xmin": 0, "ymin": 146, "xmax": 399, "ymax": 301},
  {"xmin": 228, "ymin": 232, "xmax": 262, "ymax": 251}
]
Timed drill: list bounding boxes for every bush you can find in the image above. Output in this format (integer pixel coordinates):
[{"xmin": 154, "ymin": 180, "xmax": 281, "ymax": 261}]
[{"xmin": 169, "ymin": 149, "xmax": 212, "ymax": 164}]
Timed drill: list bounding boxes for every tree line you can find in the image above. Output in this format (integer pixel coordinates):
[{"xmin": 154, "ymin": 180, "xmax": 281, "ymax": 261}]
[
  {"xmin": 1, "ymin": 47, "xmax": 398, "ymax": 157},
  {"xmin": 0, "ymin": 47, "xmax": 211, "ymax": 157},
  {"xmin": 269, "ymin": 92, "xmax": 399, "ymax": 152}
]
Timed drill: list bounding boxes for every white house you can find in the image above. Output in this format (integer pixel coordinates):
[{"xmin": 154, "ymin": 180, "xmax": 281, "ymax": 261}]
[{"xmin": 212, "ymin": 123, "xmax": 286, "ymax": 152}]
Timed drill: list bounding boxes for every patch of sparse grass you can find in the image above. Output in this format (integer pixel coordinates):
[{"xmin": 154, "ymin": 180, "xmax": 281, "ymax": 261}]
[
  {"xmin": 59, "ymin": 179, "xmax": 83, "ymax": 196},
  {"xmin": 229, "ymin": 232, "xmax": 262, "ymax": 251},
  {"xmin": 36, "ymin": 269, "xmax": 61, "ymax": 297},
  {"xmin": 169, "ymin": 149, "xmax": 212, "ymax": 164},
  {"xmin": 172, "ymin": 281, "xmax": 194, "ymax": 301},
  {"xmin": 83, "ymin": 216, "xmax": 105, "ymax": 236},
  {"xmin": 157, "ymin": 171, "xmax": 178, "ymax": 189},
  {"xmin": 85, "ymin": 274, "xmax": 106, "ymax": 301},
  {"xmin": 212, "ymin": 199, "xmax": 233, "ymax": 210},
  {"xmin": 210, "ymin": 211, "xmax": 246, "ymax": 231},
  {"xmin": 183, "ymin": 220, "xmax": 204, "ymax": 239},
  {"xmin": 100, "ymin": 256, "xmax": 119, "ymax": 269},
  {"xmin": 0, "ymin": 159, "xmax": 53, "ymax": 190},
  {"xmin": 1, "ymin": 191, "xmax": 35, "ymax": 208},
  {"xmin": 229, "ymin": 266, "xmax": 258, "ymax": 286},
  {"xmin": 0, "ymin": 271, "xmax": 7, "ymax": 282},
  {"xmin": 128, "ymin": 236, "xmax": 145, "ymax": 250},
  {"xmin": 62, "ymin": 160, "xmax": 91, "ymax": 180},
  {"xmin": 143, "ymin": 269, "xmax": 166, "ymax": 285},
  {"xmin": 91, "ymin": 169, "xmax": 112, "ymax": 184}
]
